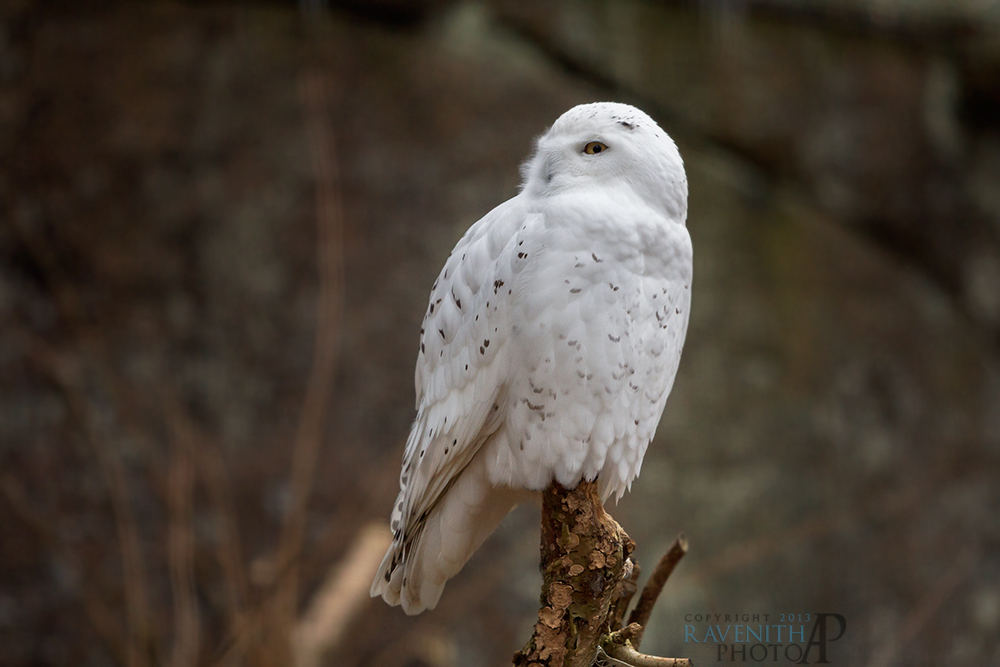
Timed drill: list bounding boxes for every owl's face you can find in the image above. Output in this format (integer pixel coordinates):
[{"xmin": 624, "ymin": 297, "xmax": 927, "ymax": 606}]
[{"xmin": 521, "ymin": 102, "xmax": 688, "ymax": 223}]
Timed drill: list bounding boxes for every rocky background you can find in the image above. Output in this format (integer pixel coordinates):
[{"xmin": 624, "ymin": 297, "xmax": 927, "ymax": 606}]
[{"xmin": 1, "ymin": 1, "xmax": 999, "ymax": 665}]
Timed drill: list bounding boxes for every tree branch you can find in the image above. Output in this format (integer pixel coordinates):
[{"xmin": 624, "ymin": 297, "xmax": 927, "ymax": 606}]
[
  {"xmin": 599, "ymin": 640, "xmax": 692, "ymax": 667},
  {"xmin": 626, "ymin": 535, "xmax": 688, "ymax": 648},
  {"xmin": 513, "ymin": 480, "xmax": 633, "ymax": 667},
  {"xmin": 513, "ymin": 482, "xmax": 691, "ymax": 667}
]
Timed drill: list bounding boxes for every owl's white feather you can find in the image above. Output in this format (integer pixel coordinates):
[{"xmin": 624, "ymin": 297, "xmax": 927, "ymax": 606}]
[{"xmin": 371, "ymin": 102, "xmax": 692, "ymax": 614}]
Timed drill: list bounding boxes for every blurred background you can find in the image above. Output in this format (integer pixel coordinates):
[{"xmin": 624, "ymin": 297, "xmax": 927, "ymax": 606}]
[{"xmin": 2, "ymin": 0, "xmax": 1000, "ymax": 665}]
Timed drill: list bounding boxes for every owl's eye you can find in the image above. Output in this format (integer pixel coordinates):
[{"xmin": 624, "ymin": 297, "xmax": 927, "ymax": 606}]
[{"xmin": 583, "ymin": 141, "xmax": 608, "ymax": 155}]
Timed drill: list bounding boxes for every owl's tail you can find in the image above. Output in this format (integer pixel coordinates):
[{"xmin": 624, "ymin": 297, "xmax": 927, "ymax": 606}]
[{"xmin": 370, "ymin": 451, "xmax": 527, "ymax": 615}]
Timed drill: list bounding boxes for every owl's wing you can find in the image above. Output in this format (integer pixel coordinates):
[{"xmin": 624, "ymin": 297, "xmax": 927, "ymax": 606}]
[{"xmin": 372, "ymin": 195, "xmax": 536, "ymax": 610}]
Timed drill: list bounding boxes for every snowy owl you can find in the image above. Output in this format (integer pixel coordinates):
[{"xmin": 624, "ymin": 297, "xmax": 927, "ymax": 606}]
[{"xmin": 371, "ymin": 102, "xmax": 692, "ymax": 614}]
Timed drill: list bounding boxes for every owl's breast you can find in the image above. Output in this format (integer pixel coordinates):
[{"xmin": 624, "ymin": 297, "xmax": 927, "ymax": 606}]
[{"xmin": 484, "ymin": 199, "xmax": 692, "ymax": 498}]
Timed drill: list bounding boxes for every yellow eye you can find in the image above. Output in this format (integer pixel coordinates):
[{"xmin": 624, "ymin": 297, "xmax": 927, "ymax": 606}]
[{"xmin": 584, "ymin": 141, "xmax": 608, "ymax": 155}]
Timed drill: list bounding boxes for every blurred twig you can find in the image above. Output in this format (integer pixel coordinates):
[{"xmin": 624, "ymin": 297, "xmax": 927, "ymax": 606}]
[
  {"xmin": 26, "ymin": 340, "xmax": 155, "ymax": 667},
  {"xmin": 11, "ymin": 194, "xmax": 156, "ymax": 667},
  {"xmin": 164, "ymin": 398, "xmax": 250, "ymax": 646},
  {"xmin": 0, "ymin": 474, "xmax": 127, "ymax": 663},
  {"xmin": 293, "ymin": 523, "xmax": 392, "ymax": 667},
  {"xmin": 684, "ymin": 479, "xmax": 929, "ymax": 587},
  {"xmin": 191, "ymin": 431, "xmax": 251, "ymax": 630},
  {"xmin": 866, "ymin": 548, "xmax": 976, "ymax": 667},
  {"xmin": 266, "ymin": 68, "xmax": 345, "ymax": 660},
  {"xmin": 6, "ymin": 47, "xmax": 353, "ymax": 667},
  {"xmin": 167, "ymin": 409, "xmax": 201, "ymax": 667}
]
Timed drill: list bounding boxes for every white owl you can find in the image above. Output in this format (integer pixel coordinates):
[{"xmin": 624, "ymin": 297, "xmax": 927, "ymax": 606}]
[{"xmin": 371, "ymin": 102, "xmax": 692, "ymax": 614}]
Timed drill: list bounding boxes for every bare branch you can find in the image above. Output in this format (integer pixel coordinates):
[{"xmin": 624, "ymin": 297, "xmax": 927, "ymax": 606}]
[
  {"xmin": 627, "ymin": 535, "xmax": 688, "ymax": 648},
  {"xmin": 600, "ymin": 641, "xmax": 692, "ymax": 667}
]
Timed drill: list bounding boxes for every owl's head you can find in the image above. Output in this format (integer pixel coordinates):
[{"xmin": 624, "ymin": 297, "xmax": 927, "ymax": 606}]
[{"xmin": 521, "ymin": 102, "xmax": 688, "ymax": 223}]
